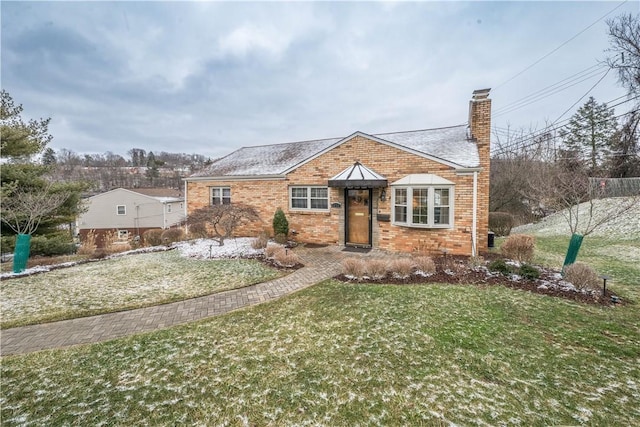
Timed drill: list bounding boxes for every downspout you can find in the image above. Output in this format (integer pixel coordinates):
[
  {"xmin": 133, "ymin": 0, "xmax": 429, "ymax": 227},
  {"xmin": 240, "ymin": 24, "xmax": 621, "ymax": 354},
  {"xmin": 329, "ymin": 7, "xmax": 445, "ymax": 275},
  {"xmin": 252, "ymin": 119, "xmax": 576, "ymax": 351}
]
[
  {"xmin": 163, "ymin": 202, "xmax": 167, "ymax": 229},
  {"xmin": 184, "ymin": 180, "xmax": 188, "ymax": 234},
  {"xmin": 472, "ymin": 171, "xmax": 478, "ymax": 257}
]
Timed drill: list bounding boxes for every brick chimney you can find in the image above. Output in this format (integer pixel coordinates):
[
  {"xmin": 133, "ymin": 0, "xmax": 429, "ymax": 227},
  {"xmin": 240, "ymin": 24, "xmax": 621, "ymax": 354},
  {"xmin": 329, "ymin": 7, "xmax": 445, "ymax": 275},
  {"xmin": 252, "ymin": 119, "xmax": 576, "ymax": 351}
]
[{"xmin": 468, "ymin": 88, "xmax": 491, "ymax": 253}]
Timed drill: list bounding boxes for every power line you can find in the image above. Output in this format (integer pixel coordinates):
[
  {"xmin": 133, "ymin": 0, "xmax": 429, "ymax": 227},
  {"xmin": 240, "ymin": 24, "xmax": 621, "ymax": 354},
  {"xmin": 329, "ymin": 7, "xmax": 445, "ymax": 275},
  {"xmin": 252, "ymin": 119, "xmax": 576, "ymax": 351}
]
[
  {"xmin": 492, "ymin": 107, "xmax": 639, "ymax": 157},
  {"xmin": 493, "ymin": 0, "xmax": 628, "ymax": 92},
  {"xmin": 493, "ymin": 66, "xmax": 609, "ymax": 118}
]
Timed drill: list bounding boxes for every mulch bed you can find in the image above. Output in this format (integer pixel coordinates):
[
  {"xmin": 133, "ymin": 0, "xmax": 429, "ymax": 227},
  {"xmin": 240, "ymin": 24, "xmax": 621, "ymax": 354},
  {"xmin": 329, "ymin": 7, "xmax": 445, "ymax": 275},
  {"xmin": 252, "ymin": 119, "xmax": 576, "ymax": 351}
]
[{"xmin": 334, "ymin": 255, "xmax": 625, "ymax": 307}]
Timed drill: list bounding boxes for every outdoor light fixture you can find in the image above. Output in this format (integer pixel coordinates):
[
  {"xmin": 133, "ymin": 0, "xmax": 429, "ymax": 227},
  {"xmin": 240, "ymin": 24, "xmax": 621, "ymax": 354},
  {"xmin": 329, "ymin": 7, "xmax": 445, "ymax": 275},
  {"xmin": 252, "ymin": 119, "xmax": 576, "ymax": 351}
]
[
  {"xmin": 380, "ymin": 188, "xmax": 387, "ymax": 201},
  {"xmin": 600, "ymin": 274, "xmax": 610, "ymax": 297}
]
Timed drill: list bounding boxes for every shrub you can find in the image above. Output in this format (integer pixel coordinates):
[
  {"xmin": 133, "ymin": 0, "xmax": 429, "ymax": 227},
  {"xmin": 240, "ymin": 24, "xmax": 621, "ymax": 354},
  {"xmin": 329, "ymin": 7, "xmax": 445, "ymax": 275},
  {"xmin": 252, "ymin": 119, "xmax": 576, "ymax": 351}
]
[
  {"xmin": 161, "ymin": 228, "xmax": 185, "ymax": 245},
  {"xmin": 77, "ymin": 230, "xmax": 97, "ymax": 256},
  {"xmin": 143, "ymin": 229, "xmax": 164, "ymax": 247},
  {"xmin": 489, "ymin": 212, "xmax": 515, "ymax": 237},
  {"xmin": 414, "ymin": 256, "xmax": 436, "ymax": 275},
  {"xmin": 264, "ymin": 243, "xmax": 282, "ymax": 259},
  {"xmin": 564, "ymin": 262, "xmax": 600, "ymax": 290},
  {"xmin": 342, "ymin": 257, "xmax": 366, "ymax": 279},
  {"xmin": 1, "ymin": 236, "xmax": 16, "ymax": 254},
  {"xmin": 488, "ymin": 259, "xmax": 512, "ymax": 276},
  {"xmin": 501, "ymin": 234, "xmax": 535, "ymax": 263},
  {"xmin": 440, "ymin": 256, "xmax": 466, "ymax": 275},
  {"xmin": 103, "ymin": 230, "xmax": 128, "ymax": 254},
  {"xmin": 365, "ymin": 258, "xmax": 389, "ymax": 280},
  {"xmin": 390, "ymin": 258, "xmax": 416, "ymax": 279},
  {"xmin": 273, "ymin": 248, "xmax": 301, "ymax": 267},
  {"xmin": 188, "ymin": 222, "xmax": 209, "ymax": 239},
  {"xmin": 251, "ymin": 232, "xmax": 269, "ymax": 249},
  {"xmin": 272, "ymin": 208, "xmax": 289, "ymax": 238},
  {"xmin": 519, "ymin": 263, "xmax": 540, "ymax": 280},
  {"xmin": 468, "ymin": 255, "xmax": 485, "ymax": 269},
  {"xmin": 29, "ymin": 234, "xmax": 76, "ymax": 257},
  {"xmin": 274, "ymin": 233, "xmax": 288, "ymax": 245}
]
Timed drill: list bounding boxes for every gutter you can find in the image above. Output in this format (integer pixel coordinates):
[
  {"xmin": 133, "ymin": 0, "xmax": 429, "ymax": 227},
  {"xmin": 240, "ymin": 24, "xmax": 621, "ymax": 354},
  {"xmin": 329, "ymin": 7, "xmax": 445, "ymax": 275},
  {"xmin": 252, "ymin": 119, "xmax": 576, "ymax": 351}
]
[{"xmin": 183, "ymin": 174, "xmax": 287, "ymax": 182}]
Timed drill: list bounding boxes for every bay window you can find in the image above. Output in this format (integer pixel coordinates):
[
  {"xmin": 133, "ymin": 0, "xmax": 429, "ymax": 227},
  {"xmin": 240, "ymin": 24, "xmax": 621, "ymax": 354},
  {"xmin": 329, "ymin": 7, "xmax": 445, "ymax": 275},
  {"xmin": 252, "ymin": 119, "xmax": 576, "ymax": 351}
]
[{"xmin": 393, "ymin": 186, "xmax": 453, "ymax": 228}]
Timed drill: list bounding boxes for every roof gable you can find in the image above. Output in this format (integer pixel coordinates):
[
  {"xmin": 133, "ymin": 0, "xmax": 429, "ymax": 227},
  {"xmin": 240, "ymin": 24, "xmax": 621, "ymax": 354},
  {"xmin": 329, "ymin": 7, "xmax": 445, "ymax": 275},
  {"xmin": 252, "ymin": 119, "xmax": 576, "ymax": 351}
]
[
  {"xmin": 88, "ymin": 188, "xmax": 183, "ymax": 203},
  {"xmin": 190, "ymin": 124, "xmax": 479, "ymax": 179}
]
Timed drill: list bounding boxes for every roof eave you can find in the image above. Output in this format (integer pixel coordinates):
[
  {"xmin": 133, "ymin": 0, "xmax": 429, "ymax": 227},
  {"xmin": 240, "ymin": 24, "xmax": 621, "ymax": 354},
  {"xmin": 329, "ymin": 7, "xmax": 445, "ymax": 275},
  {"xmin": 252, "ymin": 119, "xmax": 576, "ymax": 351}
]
[{"xmin": 184, "ymin": 174, "xmax": 287, "ymax": 182}]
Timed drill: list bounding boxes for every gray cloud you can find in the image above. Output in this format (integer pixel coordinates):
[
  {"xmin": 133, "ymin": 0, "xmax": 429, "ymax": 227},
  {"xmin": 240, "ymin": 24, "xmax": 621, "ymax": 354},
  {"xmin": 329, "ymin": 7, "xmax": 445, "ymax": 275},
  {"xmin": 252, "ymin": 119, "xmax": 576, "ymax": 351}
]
[{"xmin": 1, "ymin": 1, "xmax": 634, "ymax": 160}]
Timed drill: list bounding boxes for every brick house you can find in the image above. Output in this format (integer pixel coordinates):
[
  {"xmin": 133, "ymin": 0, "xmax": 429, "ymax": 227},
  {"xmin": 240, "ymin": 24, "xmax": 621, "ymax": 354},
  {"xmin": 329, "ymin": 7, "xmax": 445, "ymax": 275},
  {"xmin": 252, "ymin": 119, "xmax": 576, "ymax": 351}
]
[{"xmin": 184, "ymin": 89, "xmax": 491, "ymax": 256}]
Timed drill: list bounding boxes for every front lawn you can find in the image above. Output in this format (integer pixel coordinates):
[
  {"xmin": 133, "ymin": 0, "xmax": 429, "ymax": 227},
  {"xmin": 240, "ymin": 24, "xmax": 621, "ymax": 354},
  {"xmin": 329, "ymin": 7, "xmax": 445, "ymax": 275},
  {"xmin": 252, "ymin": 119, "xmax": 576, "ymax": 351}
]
[
  {"xmin": 0, "ymin": 250, "xmax": 283, "ymax": 328},
  {"xmin": 2, "ymin": 281, "xmax": 639, "ymax": 426}
]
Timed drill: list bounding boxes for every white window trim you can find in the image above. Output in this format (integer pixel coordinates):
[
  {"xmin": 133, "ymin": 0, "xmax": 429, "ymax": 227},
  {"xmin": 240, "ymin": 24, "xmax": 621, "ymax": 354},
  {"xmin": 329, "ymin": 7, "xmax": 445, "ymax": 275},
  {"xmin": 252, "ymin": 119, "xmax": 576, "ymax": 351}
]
[
  {"xmin": 392, "ymin": 186, "xmax": 454, "ymax": 228},
  {"xmin": 117, "ymin": 230, "xmax": 129, "ymax": 241},
  {"xmin": 289, "ymin": 186, "xmax": 330, "ymax": 212},
  {"xmin": 166, "ymin": 203, "xmax": 172, "ymax": 213},
  {"xmin": 211, "ymin": 187, "xmax": 231, "ymax": 206},
  {"xmin": 116, "ymin": 205, "xmax": 126, "ymax": 215}
]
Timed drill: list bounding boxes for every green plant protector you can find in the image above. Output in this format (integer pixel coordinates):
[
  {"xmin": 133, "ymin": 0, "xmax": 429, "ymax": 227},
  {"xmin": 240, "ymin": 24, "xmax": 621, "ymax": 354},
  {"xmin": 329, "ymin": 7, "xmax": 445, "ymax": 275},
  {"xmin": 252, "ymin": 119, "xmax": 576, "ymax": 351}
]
[
  {"xmin": 12, "ymin": 233, "xmax": 31, "ymax": 273},
  {"xmin": 562, "ymin": 233, "xmax": 584, "ymax": 270}
]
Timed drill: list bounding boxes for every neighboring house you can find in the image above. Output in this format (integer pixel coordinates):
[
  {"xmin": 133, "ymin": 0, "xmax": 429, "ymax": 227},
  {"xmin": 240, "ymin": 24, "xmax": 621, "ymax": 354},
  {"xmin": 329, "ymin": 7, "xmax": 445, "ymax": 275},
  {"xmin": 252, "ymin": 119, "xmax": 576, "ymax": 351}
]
[
  {"xmin": 184, "ymin": 89, "xmax": 491, "ymax": 256},
  {"xmin": 77, "ymin": 188, "xmax": 185, "ymax": 247}
]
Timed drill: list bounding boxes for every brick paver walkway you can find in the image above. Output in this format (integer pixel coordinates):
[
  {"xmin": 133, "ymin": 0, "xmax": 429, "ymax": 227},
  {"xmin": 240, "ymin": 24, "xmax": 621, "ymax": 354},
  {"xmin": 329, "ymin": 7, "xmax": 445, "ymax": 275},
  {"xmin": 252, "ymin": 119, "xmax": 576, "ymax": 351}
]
[{"xmin": 1, "ymin": 245, "xmax": 378, "ymax": 356}]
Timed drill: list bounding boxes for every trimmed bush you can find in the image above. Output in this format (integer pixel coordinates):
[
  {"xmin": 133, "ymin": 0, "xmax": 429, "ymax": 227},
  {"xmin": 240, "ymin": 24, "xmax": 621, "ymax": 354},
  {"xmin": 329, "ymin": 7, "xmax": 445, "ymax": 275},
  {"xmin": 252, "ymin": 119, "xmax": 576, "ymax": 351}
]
[
  {"xmin": 251, "ymin": 232, "xmax": 269, "ymax": 249},
  {"xmin": 161, "ymin": 228, "xmax": 185, "ymax": 245},
  {"xmin": 1, "ymin": 236, "xmax": 16, "ymax": 254},
  {"xmin": 342, "ymin": 257, "xmax": 366, "ymax": 279},
  {"xmin": 488, "ymin": 259, "xmax": 512, "ymax": 276},
  {"xmin": 365, "ymin": 258, "xmax": 389, "ymax": 280},
  {"xmin": 273, "ymin": 248, "xmax": 301, "ymax": 267},
  {"xmin": 272, "ymin": 208, "xmax": 289, "ymax": 238},
  {"xmin": 143, "ymin": 229, "xmax": 164, "ymax": 247},
  {"xmin": 264, "ymin": 243, "xmax": 282, "ymax": 259},
  {"xmin": 564, "ymin": 262, "xmax": 600, "ymax": 290},
  {"xmin": 414, "ymin": 256, "xmax": 436, "ymax": 275},
  {"xmin": 501, "ymin": 234, "xmax": 535, "ymax": 263},
  {"xmin": 489, "ymin": 211, "xmax": 515, "ymax": 237},
  {"xmin": 390, "ymin": 258, "xmax": 416, "ymax": 279},
  {"xmin": 519, "ymin": 263, "xmax": 540, "ymax": 280}
]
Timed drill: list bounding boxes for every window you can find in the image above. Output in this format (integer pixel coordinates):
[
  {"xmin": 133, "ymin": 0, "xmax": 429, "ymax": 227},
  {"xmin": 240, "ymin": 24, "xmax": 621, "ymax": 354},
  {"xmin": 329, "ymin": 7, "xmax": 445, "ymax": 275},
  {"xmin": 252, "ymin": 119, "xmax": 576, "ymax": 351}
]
[
  {"xmin": 289, "ymin": 186, "xmax": 329, "ymax": 211},
  {"xmin": 117, "ymin": 230, "xmax": 129, "ymax": 240},
  {"xmin": 117, "ymin": 205, "xmax": 126, "ymax": 215},
  {"xmin": 211, "ymin": 187, "xmax": 231, "ymax": 205},
  {"xmin": 393, "ymin": 187, "xmax": 453, "ymax": 227},
  {"xmin": 166, "ymin": 203, "xmax": 172, "ymax": 213}
]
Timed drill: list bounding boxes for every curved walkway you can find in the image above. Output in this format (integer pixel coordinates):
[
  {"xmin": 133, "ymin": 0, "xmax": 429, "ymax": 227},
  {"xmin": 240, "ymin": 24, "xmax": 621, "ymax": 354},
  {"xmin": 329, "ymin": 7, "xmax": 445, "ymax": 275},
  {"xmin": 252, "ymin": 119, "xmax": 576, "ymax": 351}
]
[{"xmin": 1, "ymin": 245, "xmax": 361, "ymax": 356}]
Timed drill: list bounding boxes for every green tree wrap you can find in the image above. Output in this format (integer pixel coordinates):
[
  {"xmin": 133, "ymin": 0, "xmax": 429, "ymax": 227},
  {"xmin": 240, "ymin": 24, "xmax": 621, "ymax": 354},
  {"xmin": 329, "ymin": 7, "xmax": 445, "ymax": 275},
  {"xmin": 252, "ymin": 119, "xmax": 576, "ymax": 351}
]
[{"xmin": 12, "ymin": 233, "xmax": 31, "ymax": 273}]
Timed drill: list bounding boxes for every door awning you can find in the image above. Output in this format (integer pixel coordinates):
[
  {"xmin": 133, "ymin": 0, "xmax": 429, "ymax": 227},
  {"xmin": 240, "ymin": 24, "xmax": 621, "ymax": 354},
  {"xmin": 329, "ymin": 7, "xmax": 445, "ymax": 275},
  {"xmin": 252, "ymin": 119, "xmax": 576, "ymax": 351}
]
[{"xmin": 328, "ymin": 161, "xmax": 388, "ymax": 188}]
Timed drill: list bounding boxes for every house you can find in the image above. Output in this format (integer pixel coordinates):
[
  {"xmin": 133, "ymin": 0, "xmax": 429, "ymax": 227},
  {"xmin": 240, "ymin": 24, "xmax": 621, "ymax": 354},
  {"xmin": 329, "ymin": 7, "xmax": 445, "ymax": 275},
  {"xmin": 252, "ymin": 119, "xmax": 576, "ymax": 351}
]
[
  {"xmin": 77, "ymin": 188, "xmax": 185, "ymax": 247},
  {"xmin": 184, "ymin": 89, "xmax": 491, "ymax": 256}
]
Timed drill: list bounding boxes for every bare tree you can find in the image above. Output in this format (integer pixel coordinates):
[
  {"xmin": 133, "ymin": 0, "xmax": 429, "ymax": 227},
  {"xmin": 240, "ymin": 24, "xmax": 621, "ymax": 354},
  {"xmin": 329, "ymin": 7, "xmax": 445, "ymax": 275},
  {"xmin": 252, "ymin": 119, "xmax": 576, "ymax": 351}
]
[
  {"xmin": 185, "ymin": 204, "xmax": 260, "ymax": 246},
  {"xmin": 1, "ymin": 184, "xmax": 71, "ymax": 235},
  {"xmin": 528, "ymin": 162, "xmax": 638, "ymax": 237}
]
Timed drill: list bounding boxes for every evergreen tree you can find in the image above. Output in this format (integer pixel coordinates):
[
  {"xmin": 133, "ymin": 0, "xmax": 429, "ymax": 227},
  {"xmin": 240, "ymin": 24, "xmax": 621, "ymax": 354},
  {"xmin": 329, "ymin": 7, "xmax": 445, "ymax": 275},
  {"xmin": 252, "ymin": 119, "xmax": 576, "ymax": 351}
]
[
  {"xmin": 559, "ymin": 97, "xmax": 617, "ymax": 174},
  {"xmin": 145, "ymin": 151, "xmax": 160, "ymax": 183},
  {"xmin": 1, "ymin": 90, "xmax": 87, "ymax": 237}
]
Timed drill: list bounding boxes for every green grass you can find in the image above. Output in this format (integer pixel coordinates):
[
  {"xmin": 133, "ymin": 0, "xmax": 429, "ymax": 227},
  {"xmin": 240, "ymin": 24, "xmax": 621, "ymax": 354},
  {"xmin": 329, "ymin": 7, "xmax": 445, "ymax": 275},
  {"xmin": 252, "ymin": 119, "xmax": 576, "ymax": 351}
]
[
  {"xmin": 2, "ymin": 236, "xmax": 640, "ymax": 425},
  {"xmin": 497, "ymin": 235, "xmax": 640, "ymax": 302},
  {"xmin": 2, "ymin": 281, "xmax": 639, "ymax": 426},
  {"xmin": 1, "ymin": 250, "xmax": 283, "ymax": 328}
]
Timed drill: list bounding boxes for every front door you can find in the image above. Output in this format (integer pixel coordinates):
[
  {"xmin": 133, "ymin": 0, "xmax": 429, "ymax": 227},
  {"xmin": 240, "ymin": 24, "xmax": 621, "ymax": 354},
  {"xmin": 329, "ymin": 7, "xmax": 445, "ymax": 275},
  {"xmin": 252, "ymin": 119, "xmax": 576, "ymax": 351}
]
[{"xmin": 346, "ymin": 189, "xmax": 371, "ymax": 246}]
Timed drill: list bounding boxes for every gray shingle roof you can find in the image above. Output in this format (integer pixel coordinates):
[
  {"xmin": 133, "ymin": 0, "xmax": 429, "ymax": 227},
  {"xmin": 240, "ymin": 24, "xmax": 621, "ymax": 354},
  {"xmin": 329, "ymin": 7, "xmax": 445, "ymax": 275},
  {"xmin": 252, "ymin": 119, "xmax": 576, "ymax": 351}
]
[{"xmin": 190, "ymin": 124, "xmax": 478, "ymax": 178}]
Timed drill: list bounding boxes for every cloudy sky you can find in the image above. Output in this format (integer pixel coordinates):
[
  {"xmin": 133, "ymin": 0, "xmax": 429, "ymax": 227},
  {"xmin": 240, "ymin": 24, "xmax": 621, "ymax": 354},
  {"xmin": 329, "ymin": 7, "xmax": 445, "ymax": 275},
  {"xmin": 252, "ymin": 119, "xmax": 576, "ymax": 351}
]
[{"xmin": 2, "ymin": 1, "xmax": 638, "ymax": 161}]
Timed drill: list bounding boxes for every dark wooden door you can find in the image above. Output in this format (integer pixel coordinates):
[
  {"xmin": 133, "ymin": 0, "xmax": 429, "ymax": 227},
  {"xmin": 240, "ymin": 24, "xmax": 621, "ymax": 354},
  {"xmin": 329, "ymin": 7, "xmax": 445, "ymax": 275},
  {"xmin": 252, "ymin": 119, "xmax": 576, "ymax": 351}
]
[{"xmin": 346, "ymin": 189, "xmax": 371, "ymax": 246}]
